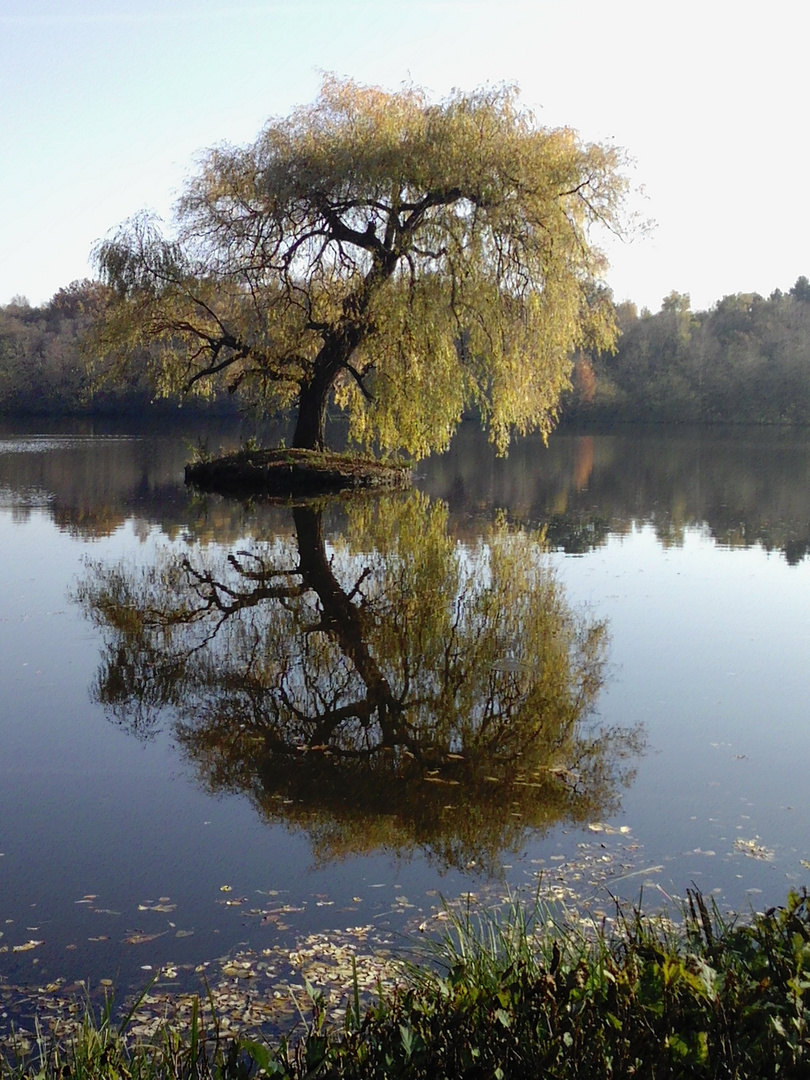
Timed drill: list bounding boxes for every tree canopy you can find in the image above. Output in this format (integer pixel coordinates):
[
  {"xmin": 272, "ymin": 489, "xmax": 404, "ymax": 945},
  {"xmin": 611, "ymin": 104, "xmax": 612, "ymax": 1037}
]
[{"xmin": 92, "ymin": 77, "xmax": 629, "ymax": 456}]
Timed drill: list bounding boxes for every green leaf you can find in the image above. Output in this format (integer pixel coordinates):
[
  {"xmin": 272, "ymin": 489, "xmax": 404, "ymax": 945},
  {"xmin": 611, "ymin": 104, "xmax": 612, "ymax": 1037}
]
[{"xmin": 495, "ymin": 1008, "xmax": 511, "ymax": 1029}]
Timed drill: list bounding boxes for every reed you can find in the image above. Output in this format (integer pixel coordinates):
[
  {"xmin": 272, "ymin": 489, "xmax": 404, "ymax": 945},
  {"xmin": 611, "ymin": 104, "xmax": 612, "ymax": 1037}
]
[{"xmin": 3, "ymin": 887, "xmax": 808, "ymax": 1078}]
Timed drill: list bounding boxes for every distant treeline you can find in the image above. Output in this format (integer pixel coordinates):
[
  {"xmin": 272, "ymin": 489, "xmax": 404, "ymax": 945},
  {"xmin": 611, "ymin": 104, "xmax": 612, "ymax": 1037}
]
[
  {"xmin": 4, "ymin": 277, "xmax": 810, "ymax": 423},
  {"xmin": 565, "ymin": 277, "xmax": 810, "ymax": 424},
  {"xmin": 0, "ymin": 280, "xmax": 238, "ymax": 417}
]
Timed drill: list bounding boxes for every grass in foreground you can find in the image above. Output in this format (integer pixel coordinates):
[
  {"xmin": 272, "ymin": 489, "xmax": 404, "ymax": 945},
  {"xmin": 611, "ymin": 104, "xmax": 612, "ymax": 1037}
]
[{"xmin": 2, "ymin": 887, "xmax": 809, "ymax": 1078}]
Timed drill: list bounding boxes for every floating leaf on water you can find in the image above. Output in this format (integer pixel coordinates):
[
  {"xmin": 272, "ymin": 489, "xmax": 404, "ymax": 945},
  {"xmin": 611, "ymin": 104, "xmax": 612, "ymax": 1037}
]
[
  {"xmin": 12, "ymin": 940, "xmax": 43, "ymax": 953},
  {"xmin": 734, "ymin": 838, "xmax": 774, "ymax": 860},
  {"xmin": 175, "ymin": 929, "xmax": 194, "ymax": 938},
  {"xmin": 88, "ymin": 936, "xmax": 109, "ymax": 942},
  {"xmin": 221, "ymin": 961, "xmax": 255, "ymax": 979},
  {"xmin": 123, "ymin": 931, "xmax": 167, "ymax": 946}
]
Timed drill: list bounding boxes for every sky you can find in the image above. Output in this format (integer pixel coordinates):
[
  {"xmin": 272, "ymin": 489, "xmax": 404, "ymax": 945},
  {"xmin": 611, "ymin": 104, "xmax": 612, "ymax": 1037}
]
[{"xmin": 2, "ymin": 0, "xmax": 809, "ymax": 314}]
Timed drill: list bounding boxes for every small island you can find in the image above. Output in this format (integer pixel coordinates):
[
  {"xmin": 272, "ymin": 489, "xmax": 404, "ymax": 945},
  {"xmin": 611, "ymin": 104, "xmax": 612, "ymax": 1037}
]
[{"xmin": 184, "ymin": 446, "xmax": 411, "ymax": 497}]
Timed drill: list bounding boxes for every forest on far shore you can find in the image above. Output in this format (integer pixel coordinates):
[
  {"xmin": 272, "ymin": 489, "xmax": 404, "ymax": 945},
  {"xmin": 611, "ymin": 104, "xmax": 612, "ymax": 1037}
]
[
  {"xmin": 569, "ymin": 277, "xmax": 810, "ymax": 425},
  {"xmin": 3, "ymin": 276, "xmax": 810, "ymax": 427}
]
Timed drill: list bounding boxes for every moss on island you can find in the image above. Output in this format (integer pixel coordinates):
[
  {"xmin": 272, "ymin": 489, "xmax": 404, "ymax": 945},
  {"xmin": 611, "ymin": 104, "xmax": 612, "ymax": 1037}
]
[{"xmin": 184, "ymin": 447, "xmax": 412, "ymax": 498}]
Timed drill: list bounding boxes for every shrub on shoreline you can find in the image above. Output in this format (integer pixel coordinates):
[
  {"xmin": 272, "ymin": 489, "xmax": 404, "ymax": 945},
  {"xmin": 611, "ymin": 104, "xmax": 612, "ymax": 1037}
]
[{"xmin": 3, "ymin": 887, "xmax": 808, "ymax": 1078}]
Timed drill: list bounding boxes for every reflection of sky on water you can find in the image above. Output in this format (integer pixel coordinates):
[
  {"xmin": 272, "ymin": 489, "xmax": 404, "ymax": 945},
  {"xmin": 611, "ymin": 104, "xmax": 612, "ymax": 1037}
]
[
  {"xmin": 1, "ymin": 425, "xmax": 809, "ymax": 1001},
  {"xmin": 551, "ymin": 525, "xmax": 810, "ymax": 905}
]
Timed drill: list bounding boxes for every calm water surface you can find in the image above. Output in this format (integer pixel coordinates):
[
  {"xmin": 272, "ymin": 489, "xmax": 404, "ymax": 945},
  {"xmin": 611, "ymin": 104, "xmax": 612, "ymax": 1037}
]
[{"xmin": 1, "ymin": 418, "xmax": 809, "ymax": 1008}]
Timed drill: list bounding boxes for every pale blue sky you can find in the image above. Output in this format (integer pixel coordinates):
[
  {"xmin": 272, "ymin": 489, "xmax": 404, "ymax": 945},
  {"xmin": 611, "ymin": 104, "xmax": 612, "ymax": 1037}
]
[{"xmin": 1, "ymin": 0, "xmax": 807, "ymax": 312}]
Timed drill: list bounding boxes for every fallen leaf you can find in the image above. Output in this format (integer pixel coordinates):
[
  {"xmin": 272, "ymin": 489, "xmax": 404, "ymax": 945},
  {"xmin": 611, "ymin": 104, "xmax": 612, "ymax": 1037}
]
[
  {"xmin": 13, "ymin": 940, "xmax": 44, "ymax": 953},
  {"xmin": 123, "ymin": 931, "xmax": 167, "ymax": 946},
  {"xmin": 734, "ymin": 838, "xmax": 774, "ymax": 860}
]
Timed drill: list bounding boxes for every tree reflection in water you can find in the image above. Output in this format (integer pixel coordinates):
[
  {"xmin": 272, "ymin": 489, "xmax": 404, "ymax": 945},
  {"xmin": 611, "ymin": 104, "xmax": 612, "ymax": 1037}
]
[{"xmin": 78, "ymin": 492, "xmax": 643, "ymax": 873}]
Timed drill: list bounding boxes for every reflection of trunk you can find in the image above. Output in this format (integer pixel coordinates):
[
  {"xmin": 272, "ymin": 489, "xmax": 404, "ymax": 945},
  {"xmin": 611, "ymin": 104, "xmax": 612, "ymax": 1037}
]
[{"xmin": 293, "ymin": 505, "xmax": 401, "ymax": 744}]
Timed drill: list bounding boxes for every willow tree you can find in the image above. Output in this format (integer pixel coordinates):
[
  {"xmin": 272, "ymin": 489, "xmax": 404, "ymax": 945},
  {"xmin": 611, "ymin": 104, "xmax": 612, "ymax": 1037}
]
[{"xmin": 92, "ymin": 77, "xmax": 628, "ymax": 456}]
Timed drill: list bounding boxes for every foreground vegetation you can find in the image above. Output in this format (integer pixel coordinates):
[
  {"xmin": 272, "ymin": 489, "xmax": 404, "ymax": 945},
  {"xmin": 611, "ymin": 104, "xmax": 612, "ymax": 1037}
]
[{"xmin": 3, "ymin": 888, "xmax": 808, "ymax": 1078}]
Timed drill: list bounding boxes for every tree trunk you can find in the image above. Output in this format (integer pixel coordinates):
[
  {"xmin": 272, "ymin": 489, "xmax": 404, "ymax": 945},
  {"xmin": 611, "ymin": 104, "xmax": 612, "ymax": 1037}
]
[
  {"xmin": 292, "ymin": 376, "xmax": 329, "ymax": 451},
  {"xmin": 292, "ymin": 337, "xmax": 351, "ymax": 451},
  {"xmin": 292, "ymin": 323, "xmax": 367, "ymax": 450}
]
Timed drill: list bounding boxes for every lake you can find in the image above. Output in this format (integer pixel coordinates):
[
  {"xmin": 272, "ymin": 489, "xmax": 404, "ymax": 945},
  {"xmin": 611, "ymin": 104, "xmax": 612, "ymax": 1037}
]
[{"xmin": 1, "ymin": 418, "xmax": 809, "ymax": 1031}]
